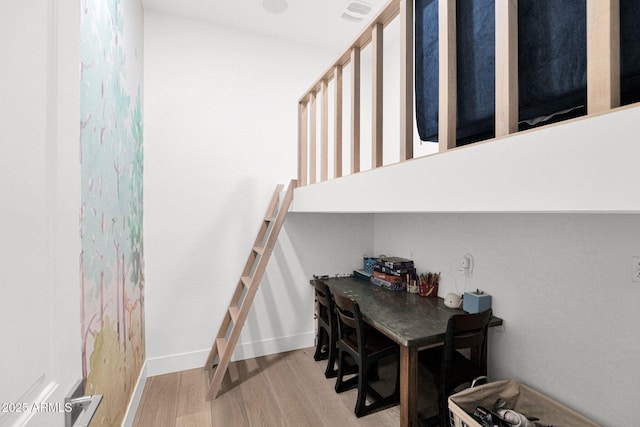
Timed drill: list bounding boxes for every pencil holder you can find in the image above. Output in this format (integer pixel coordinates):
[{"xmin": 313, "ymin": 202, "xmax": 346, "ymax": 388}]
[
  {"xmin": 419, "ymin": 282, "xmax": 438, "ymax": 297},
  {"xmin": 418, "ymin": 272, "xmax": 440, "ymax": 297}
]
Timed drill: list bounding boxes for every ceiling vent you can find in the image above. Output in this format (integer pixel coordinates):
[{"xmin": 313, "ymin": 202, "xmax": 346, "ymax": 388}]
[
  {"xmin": 340, "ymin": 0, "xmax": 373, "ymax": 22},
  {"xmin": 263, "ymin": 0, "xmax": 288, "ymax": 14}
]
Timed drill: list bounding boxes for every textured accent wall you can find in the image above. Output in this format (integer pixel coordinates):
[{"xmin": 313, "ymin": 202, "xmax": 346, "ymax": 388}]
[{"xmin": 80, "ymin": 0, "xmax": 144, "ymax": 424}]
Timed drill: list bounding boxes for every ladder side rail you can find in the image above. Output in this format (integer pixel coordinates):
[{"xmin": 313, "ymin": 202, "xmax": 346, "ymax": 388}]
[{"xmin": 204, "ymin": 180, "xmax": 297, "ymax": 400}]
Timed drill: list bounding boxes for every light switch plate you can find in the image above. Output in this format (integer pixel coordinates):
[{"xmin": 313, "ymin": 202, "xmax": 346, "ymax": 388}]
[{"xmin": 632, "ymin": 256, "xmax": 640, "ymax": 283}]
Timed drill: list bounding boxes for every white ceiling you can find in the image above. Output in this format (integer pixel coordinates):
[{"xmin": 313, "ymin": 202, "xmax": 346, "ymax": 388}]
[{"xmin": 142, "ymin": 0, "xmax": 386, "ymax": 54}]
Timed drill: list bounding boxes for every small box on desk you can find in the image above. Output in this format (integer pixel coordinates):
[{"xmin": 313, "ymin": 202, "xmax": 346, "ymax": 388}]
[{"xmin": 463, "ymin": 291, "xmax": 491, "ymax": 314}]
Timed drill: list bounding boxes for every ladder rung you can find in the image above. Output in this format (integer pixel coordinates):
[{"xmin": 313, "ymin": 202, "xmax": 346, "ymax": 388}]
[
  {"xmin": 241, "ymin": 276, "xmax": 252, "ymax": 288},
  {"xmin": 252, "ymin": 246, "xmax": 264, "ymax": 255},
  {"xmin": 228, "ymin": 306, "xmax": 239, "ymax": 324},
  {"xmin": 216, "ymin": 337, "xmax": 227, "ymax": 359},
  {"xmin": 265, "ymin": 216, "xmax": 275, "ymax": 222}
]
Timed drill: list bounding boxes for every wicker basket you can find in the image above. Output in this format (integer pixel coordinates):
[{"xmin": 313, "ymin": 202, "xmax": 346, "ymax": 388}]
[{"xmin": 448, "ymin": 380, "xmax": 600, "ymax": 427}]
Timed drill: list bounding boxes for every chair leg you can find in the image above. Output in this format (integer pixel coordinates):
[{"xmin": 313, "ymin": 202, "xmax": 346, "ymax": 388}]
[
  {"xmin": 335, "ymin": 349, "xmax": 358, "ymax": 393},
  {"xmin": 323, "ymin": 337, "xmax": 338, "ymax": 378},
  {"xmin": 353, "ymin": 354, "xmax": 403, "ymax": 418},
  {"xmin": 354, "ymin": 361, "xmax": 369, "ymax": 417},
  {"xmin": 313, "ymin": 326, "xmax": 328, "ymax": 361},
  {"xmin": 393, "ymin": 351, "xmax": 400, "ymax": 399},
  {"xmin": 323, "ymin": 322, "xmax": 338, "ymax": 377},
  {"xmin": 438, "ymin": 387, "xmax": 448, "ymax": 427},
  {"xmin": 334, "ymin": 348, "xmax": 344, "ymax": 390}
]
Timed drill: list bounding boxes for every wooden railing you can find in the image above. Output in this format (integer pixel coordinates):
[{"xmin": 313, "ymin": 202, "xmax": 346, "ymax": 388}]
[{"xmin": 297, "ymin": 0, "xmax": 622, "ymax": 187}]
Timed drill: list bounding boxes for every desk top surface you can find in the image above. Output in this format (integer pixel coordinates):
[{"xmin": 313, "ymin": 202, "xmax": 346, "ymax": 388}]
[{"xmin": 314, "ymin": 276, "xmax": 502, "ymax": 347}]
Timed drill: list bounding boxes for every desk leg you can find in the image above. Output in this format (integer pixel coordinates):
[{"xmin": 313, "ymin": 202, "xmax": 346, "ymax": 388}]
[{"xmin": 400, "ymin": 345, "xmax": 418, "ymax": 427}]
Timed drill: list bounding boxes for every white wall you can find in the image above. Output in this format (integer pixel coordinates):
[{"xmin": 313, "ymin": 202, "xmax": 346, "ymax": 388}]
[
  {"xmin": 143, "ymin": 10, "xmax": 366, "ymax": 373},
  {"xmin": 373, "ymin": 213, "xmax": 640, "ymax": 426}
]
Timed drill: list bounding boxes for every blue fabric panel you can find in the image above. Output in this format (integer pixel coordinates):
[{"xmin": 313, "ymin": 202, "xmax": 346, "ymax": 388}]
[
  {"xmin": 456, "ymin": 0, "xmax": 496, "ymax": 142},
  {"xmin": 415, "ymin": 0, "xmax": 640, "ymax": 145},
  {"xmin": 415, "ymin": 0, "xmax": 496, "ymax": 143},
  {"xmin": 621, "ymin": 0, "xmax": 640, "ymax": 106},
  {"xmin": 415, "ymin": 0, "xmax": 440, "ymax": 142},
  {"xmin": 518, "ymin": 0, "xmax": 586, "ymax": 122}
]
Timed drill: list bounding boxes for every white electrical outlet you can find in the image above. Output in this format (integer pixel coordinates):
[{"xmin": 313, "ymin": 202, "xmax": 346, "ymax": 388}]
[
  {"xmin": 632, "ymin": 256, "xmax": 640, "ymax": 283},
  {"xmin": 461, "ymin": 254, "xmax": 474, "ymax": 277}
]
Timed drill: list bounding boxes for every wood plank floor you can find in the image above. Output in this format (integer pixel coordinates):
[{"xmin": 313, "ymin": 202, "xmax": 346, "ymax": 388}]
[{"xmin": 133, "ymin": 347, "xmax": 438, "ymax": 427}]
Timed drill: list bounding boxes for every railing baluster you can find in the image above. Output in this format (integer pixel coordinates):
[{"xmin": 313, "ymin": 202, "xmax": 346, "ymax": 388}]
[
  {"xmin": 587, "ymin": 0, "xmax": 620, "ymax": 114},
  {"xmin": 372, "ymin": 22, "xmax": 384, "ymax": 168},
  {"xmin": 351, "ymin": 47, "xmax": 361, "ymax": 174},
  {"xmin": 309, "ymin": 92, "xmax": 317, "ymax": 184},
  {"xmin": 400, "ymin": 0, "xmax": 414, "ymax": 161},
  {"xmin": 321, "ymin": 79, "xmax": 329, "ymax": 181},
  {"xmin": 438, "ymin": 0, "xmax": 456, "ymax": 151},
  {"xmin": 298, "ymin": 101, "xmax": 308, "ymax": 186},
  {"xmin": 495, "ymin": 0, "xmax": 518, "ymax": 137},
  {"xmin": 334, "ymin": 65, "xmax": 343, "ymax": 178}
]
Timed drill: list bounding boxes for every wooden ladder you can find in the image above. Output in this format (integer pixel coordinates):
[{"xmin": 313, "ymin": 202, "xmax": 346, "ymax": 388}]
[{"xmin": 204, "ymin": 179, "xmax": 297, "ymax": 400}]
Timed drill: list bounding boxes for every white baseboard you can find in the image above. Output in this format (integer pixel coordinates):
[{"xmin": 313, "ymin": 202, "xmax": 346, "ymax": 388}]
[
  {"xmin": 121, "ymin": 361, "xmax": 148, "ymax": 427},
  {"xmin": 145, "ymin": 331, "xmax": 314, "ymax": 377},
  {"xmin": 232, "ymin": 331, "xmax": 315, "ymax": 361}
]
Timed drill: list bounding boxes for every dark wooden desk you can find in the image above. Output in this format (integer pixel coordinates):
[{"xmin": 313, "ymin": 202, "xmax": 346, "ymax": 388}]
[{"xmin": 314, "ymin": 276, "xmax": 502, "ymax": 427}]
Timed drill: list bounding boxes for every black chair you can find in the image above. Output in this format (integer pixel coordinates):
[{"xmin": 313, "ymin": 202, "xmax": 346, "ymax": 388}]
[
  {"xmin": 419, "ymin": 309, "xmax": 493, "ymax": 427},
  {"xmin": 312, "ymin": 279, "xmax": 339, "ymax": 378},
  {"xmin": 333, "ymin": 292, "xmax": 400, "ymax": 417}
]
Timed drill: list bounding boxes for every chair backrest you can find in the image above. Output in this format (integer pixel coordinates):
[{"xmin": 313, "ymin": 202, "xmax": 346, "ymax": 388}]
[
  {"xmin": 332, "ymin": 292, "xmax": 364, "ymax": 351},
  {"xmin": 443, "ymin": 309, "xmax": 492, "ymax": 372},
  {"xmin": 312, "ymin": 279, "xmax": 332, "ymax": 321}
]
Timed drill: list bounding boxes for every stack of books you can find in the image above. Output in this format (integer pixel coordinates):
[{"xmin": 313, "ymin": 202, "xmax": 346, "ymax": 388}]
[{"xmin": 371, "ymin": 257, "xmax": 416, "ymax": 291}]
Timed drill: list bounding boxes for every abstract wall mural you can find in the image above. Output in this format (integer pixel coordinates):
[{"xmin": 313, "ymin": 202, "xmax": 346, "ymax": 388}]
[{"xmin": 80, "ymin": 0, "xmax": 143, "ymax": 424}]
